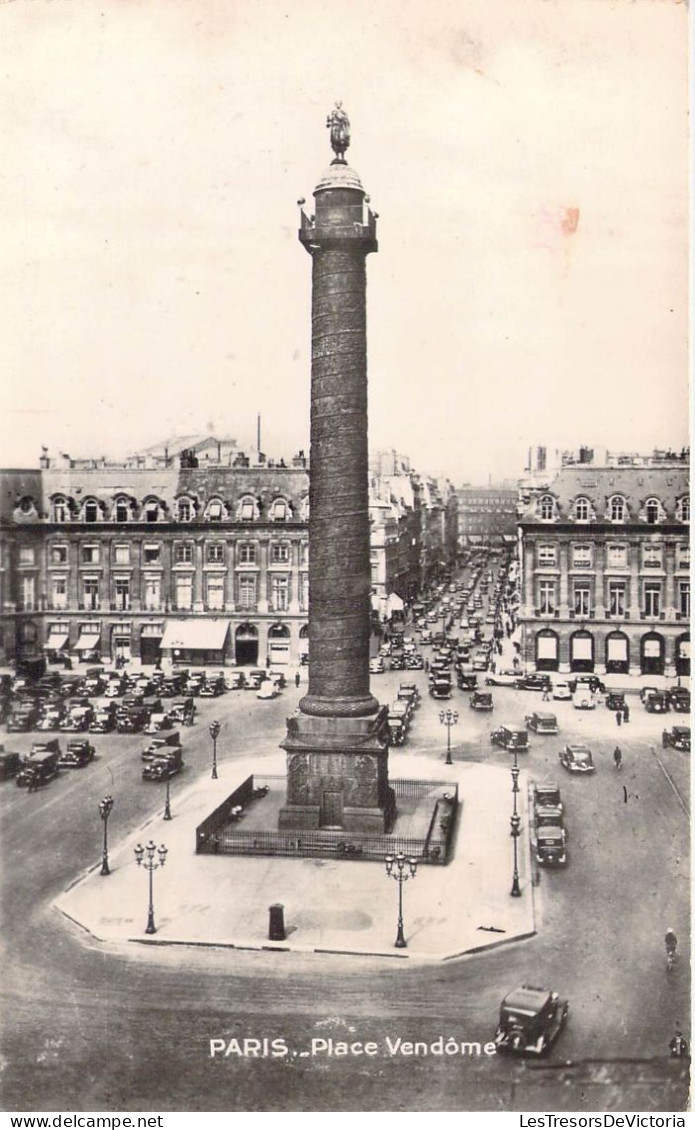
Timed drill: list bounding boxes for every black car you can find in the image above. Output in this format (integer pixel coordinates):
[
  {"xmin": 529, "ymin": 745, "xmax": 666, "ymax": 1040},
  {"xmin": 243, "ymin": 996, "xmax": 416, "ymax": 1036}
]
[
  {"xmin": 470, "ymin": 691, "xmax": 493, "ymax": 712},
  {"xmin": 516, "ymin": 674, "xmax": 552, "ymax": 692},
  {"xmin": 568, "ymin": 675, "xmax": 605, "ymax": 695},
  {"xmin": 494, "ymin": 985, "xmax": 569, "ymax": 1056},
  {"xmin": 668, "ymin": 687, "xmax": 690, "ymax": 714},
  {"xmin": 457, "ymin": 672, "xmax": 478, "ymax": 692},
  {"xmin": 59, "ymin": 739, "xmax": 96, "ymax": 768},
  {"xmin": 662, "ymin": 726, "xmax": 691, "ymax": 752},
  {"xmin": 605, "ymin": 691, "xmax": 626, "ymax": 712}
]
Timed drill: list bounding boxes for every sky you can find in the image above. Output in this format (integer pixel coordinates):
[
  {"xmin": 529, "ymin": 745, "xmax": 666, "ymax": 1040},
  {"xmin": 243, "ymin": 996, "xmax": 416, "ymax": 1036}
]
[{"xmin": 0, "ymin": 0, "xmax": 689, "ymax": 484}]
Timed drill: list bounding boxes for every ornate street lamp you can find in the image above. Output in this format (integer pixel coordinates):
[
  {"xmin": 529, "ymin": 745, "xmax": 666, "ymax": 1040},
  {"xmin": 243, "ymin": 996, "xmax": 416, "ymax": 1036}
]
[
  {"xmin": 134, "ymin": 840, "xmax": 168, "ymax": 935},
  {"xmin": 209, "ymin": 720, "xmax": 221, "ymax": 780},
  {"xmin": 439, "ymin": 709, "xmax": 459, "ymax": 765},
  {"xmin": 98, "ymin": 795, "xmax": 114, "ymax": 877},
  {"xmin": 510, "ymin": 745, "xmax": 521, "ymax": 896},
  {"xmin": 384, "ymin": 852, "xmax": 419, "ymax": 948}
]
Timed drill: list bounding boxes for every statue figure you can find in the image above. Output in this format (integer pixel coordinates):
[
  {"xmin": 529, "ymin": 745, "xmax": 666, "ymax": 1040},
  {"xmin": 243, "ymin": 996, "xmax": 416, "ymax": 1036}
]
[{"xmin": 326, "ymin": 101, "xmax": 350, "ymax": 163}]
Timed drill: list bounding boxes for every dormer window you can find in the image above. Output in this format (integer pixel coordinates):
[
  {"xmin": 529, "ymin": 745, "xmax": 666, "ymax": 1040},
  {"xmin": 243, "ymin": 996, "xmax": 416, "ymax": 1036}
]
[
  {"xmin": 206, "ymin": 498, "xmax": 225, "ymax": 522},
  {"xmin": 84, "ymin": 499, "xmax": 99, "ymax": 524},
  {"xmin": 177, "ymin": 498, "xmax": 193, "ymax": 522},
  {"xmin": 143, "ymin": 498, "xmax": 162, "ymax": 523},
  {"xmin": 114, "ymin": 497, "xmax": 130, "ymax": 523},
  {"xmin": 609, "ymin": 496, "xmax": 626, "ymax": 523},
  {"xmin": 645, "ymin": 498, "xmax": 660, "ymax": 525},
  {"xmin": 270, "ymin": 498, "xmax": 289, "ymax": 521},
  {"xmin": 574, "ymin": 497, "xmax": 590, "ymax": 522},
  {"xmin": 237, "ymin": 496, "xmax": 258, "ymax": 522},
  {"xmin": 538, "ymin": 495, "xmax": 555, "ymax": 521},
  {"xmin": 52, "ymin": 497, "xmax": 69, "ymax": 523},
  {"xmin": 300, "ymin": 495, "xmax": 310, "ymax": 520},
  {"xmin": 677, "ymin": 495, "xmax": 690, "ymax": 522},
  {"xmin": 17, "ymin": 496, "xmax": 36, "ymax": 516}
]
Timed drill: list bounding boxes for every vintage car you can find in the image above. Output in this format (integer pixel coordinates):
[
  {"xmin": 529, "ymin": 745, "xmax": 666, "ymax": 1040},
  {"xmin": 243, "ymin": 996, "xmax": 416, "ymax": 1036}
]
[
  {"xmin": 516, "ymin": 673, "xmax": 552, "ymax": 692},
  {"xmin": 58, "ymin": 739, "xmax": 95, "ymax": 768},
  {"xmin": 490, "ymin": 724, "xmax": 528, "ymax": 752},
  {"xmin": 169, "ymin": 697, "xmax": 196, "ymax": 726},
  {"xmin": 141, "ymin": 731, "xmax": 182, "ymax": 762},
  {"xmin": 144, "ymin": 712, "xmax": 174, "ymax": 733},
  {"xmin": 644, "ymin": 691, "xmax": 669, "ymax": 714},
  {"xmin": 494, "ymin": 985, "xmax": 569, "ymax": 1056},
  {"xmin": 37, "ymin": 705, "xmax": 65, "ymax": 731},
  {"xmin": 525, "ymin": 712, "xmax": 558, "ymax": 735},
  {"xmin": 552, "ymin": 681, "xmax": 572, "ymax": 701},
  {"xmin": 104, "ymin": 676, "xmax": 125, "ymax": 698},
  {"xmin": 559, "ymin": 744, "xmax": 595, "ymax": 774},
  {"xmin": 199, "ymin": 677, "xmax": 226, "ymax": 697},
  {"xmin": 389, "ymin": 654, "xmax": 406, "ymax": 671},
  {"xmin": 387, "ymin": 715, "xmax": 407, "ymax": 746},
  {"xmin": 457, "ymin": 672, "xmax": 478, "ymax": 692},
  {"xmin": 569, "ymin": 675, "xmax": 605, "ymax": 696},
  {"xmin": 6, "ymin": 702, "xmax": 39, "ymax": 732},
  {"xmin": 398, "ymin": 683, "xmax": 420, "ymax": 707},
  {"xmin": 142, "ymin": 748, "xmax": 184, "ymax": 781},
  {"xmin": 16, "ymin": 745, "xmax": 61, "ymax": 787},
  {"xmin": 419, "ymin": 630, "xmax": 433, "ymax": 645},
  {"xmin": 639, "ymin": 685, "xmax": 660, "ymax": 704},
  {"xmin": 62, "ymin": 705, "xmax": 94, "ymax": 732},
  {"xmin": 256, "ymin": 683, "xmax": 279, "ymax": 700},
  {"xmin": 0, "ymin": 748, "xmax": 21, "ymax": 780},
  {"xmin": 535, "ymin": 826, "xmax": 568, "ymax": 868},
  {"xmin": 605, "ymin": 691, "xmax": 626, "ymax": 712},
  {"xmin": 668, "ymin": 687, "xmax": 691, "ymax": 714},
  {"xmin": 485, "ymin": 670, "xmax": 518, "ymax": 687},
  {"xmin": 533, "ymin": 781, "xmax": 563, "ymax": 814},
  {"xmin": 472, "ymin": 651, "xmax": 490, "ymax": 672},
  {"xmin": 225, "ymin": 671, "xmax": 246, "ymax": 691},
  {"xmin": 369, "ymin": 657, "xmax": 385, "ymax": 675},
  {"xmin": 662, "ymin": 726, "xmax": 691, "ymax": 753},
  {"xmin": 470, "ymin": 690, "xmax": 494, "ymax": 712},
  {"xmin": 429, "ymin": 676, "xmax": 452, "ymax": 701},
  {"xmin": 535, "ymin": 804, "xmax": 565, "ymax": 833},
  {"xmin": 389, "ymin": 701, "xmax": 412, "ymax": 728},
  {"xmin": 573, "ymin": 692, "xmax": 596, "ymax": 711},
  {"xmin": 90, "ymin": 705, "xmax": 116, "ymax": 733},
  {"xmin": 405, "ymin": 653, "xmax": 424, "ymax": 670}
]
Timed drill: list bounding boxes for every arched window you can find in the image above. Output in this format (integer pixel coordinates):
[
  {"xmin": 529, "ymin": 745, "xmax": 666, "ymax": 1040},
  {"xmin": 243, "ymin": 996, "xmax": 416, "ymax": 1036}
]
[
  {"xmin": 677, "ymin": 495, "xmax": 690, "ymax": 522},
  {"xmin": 205, "ymin": 497, "xmax": 226, "ymax": 522},
  {"xmin": 175, "ymin": 497, "xmax": 194, "ymax": 522},
  {"xmin": 270, "ymin": 498, "xmax": 289, "ymax": 521},
  {"xmin": 645, "ymin": 498, "xmax": 660, "ymax": 525},
  {"xmin": 574, "ymin": 497, "xmax": 590, "ymax": 522},
  {"xmin": 114, "ymin": 496, "xmax": 131, "ymax": 523},
  {"xmin": 538, "ymin": 495, "xmax": 555, "ymax": 521},
  {"xmin": 83, "ymin": 499, "xmax": 99, "ymax": 523},
  {"xmin": 143, "ymin": 497, "xmax": 163, "ymax": 523},
  {"xmin": 609, "ymin": 496, "xmax": 626, "ymax": 523},
  {"xmin": 236, "ymin": 495, "xmax": 259, "ymax": 522},
  {"xmin": 52, "ymin": 496, "xmax": 69, "ymax": 523}
]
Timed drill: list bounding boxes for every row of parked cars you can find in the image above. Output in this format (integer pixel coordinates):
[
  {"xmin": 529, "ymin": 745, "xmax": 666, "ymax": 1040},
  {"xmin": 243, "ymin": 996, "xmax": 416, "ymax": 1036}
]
[{"xmin": 387, "ymin": 683, "xmax": 420, "ymax": 746}]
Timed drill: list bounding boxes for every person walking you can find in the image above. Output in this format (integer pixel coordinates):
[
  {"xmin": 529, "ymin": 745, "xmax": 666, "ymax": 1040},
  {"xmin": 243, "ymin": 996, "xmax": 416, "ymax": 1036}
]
[
  {"xmin": 616, "ymin": 710, "xmax": 622, "ymax": 727},
  {"xmin": 294, "ymin": 672, "xmax": 301, "ymax": 688},
  {"xmin": 623, "ymin": 703, "xmax": 630, "ymax": 724}
]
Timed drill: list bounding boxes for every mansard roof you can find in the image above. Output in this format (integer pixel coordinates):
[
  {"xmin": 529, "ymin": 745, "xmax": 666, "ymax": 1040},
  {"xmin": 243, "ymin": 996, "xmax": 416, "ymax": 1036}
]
[{"xmin": 518, "ymin": 464, "xmax": 689, "ymax": 524}]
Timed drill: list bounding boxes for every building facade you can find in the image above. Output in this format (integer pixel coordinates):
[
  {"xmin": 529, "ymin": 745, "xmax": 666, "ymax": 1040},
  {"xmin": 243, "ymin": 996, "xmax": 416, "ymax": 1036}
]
[
  {"xmin": 517, "ymin": 455, "xmax": 690, "ymax": 678},
  {"xmin": 456, "ymin": 485, "xmax": 518, "ymax": 545}
]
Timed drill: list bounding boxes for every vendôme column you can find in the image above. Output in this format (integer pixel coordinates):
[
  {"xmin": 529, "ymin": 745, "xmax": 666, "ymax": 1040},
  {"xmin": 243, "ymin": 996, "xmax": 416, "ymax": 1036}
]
[{"xmin": 280, "ymin": 105, "xmax": 394, "ymax": 834}]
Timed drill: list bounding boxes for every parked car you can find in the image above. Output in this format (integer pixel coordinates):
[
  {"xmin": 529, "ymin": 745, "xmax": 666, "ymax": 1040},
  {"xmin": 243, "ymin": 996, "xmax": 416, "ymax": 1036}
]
[
  {"xmin": 470, "ymin": 691, "xmax": 494, "ymax": 712},
  {"xmin": 605, "ymin": 692, "xmax": 626, "ymax": 712},
  {"xmin": 200, "ymin": 677, "xmax": 226, "ymax": 698},
  {"xmin": 90, "ymin": 705, "xmax": 116, "ymax": 733},
  {"xmin": 142, "ymin": 748, "xmax": 184, "ymax": 781},
  {"xmin": 526, "ymin": 712, "xmax": 558, "ymax": 735},
  {"xmin": 257, "ymin": 683, "xmax": 279, "ymax": 700},
  {"xmin": 169, "ymin": 697, "xmax": 196, "ymax": 726},
  {"xmin": 533, "ymin": 781, "xmax": 563, "ymax": 814},
  {"xmin": 419, "ymin": 630, "xmax": 433, "ymax": 645},
  {"xmin": 668, "ymin": 687, "xmax": 691, "ymax": 714},
  {"xmin": 369, "ymin": 657, "xmax": 385, "ymax": 675},
  {"xmin": 662, "ymin": 726, "xmax": 691, "ymax": 752},
  {"xmin": 472, "ymin": 652, "xmax": 489, "ymax": 672},
  {"xmin": 405, "ymin": 653, "xmax": 424, "ymax": 670},
  {"xmin": 16, "ymin": 744, "xmax": 61, "ymax": 787},
  {"xmin": 6, "ymin": 702, "xmax": 39, "ymax": 732},
  {"xmin": 429, "ymin": 676, "xmax": 452, "ymax": 700},
  {"xmin": 573, "ymin": 693, "xmax": 596, "ymax": 711},
  {"xmin": 516, "ymin": 674, "xmax": 552, "ymax": 692},
  {"xmin": 104, "ymin": 676, "xmax": 125, "ymax": 698},
  {"xmin": 493, "ymin": 985, "xmax": 569, "ymax": 1056},
  {"xmin": 144, "ymin": 712, "xmax": 174, "ymax": 733},
  {"xmin": 225, "ymin": 671, "xmax": 246, "ymax": 690},
  {"xmin": 0, "ymin": 748, "xmax": 22, "ymax": 780},
  {"xmin": 398, "ymin": 682, "xmax": 420, "ymax": 706},
  {"xmin": 535, "ymin": 826, "xmax": 568, "ymax": 868},
  {"xmin": 569, "ymin": 675, "xmax": 605, "ymax": 696},
  {"xmin": 535, "ymin": 804, "xmax": 565, "ymax": 833},
  {"xmin": 644, "ymin": 691, "xmax": 669, "ymax": 714},
  {"xmin": 559, "ymin": 744, "xmax": 595, "ymax": 774},
  {"xmin": 37, "ymin": 705, "xmax": 65, "ymax": 731},
  {"xmin": 63, "ymin": 705, "xmax": 94, "ymax": 732},
  {"xmin": 59, "ymin": 739, "xmax": 95, "ymax": 768},
  {"xmin": 639, "ymin": 685, "xmax": 660, "ymax": 704},
  {"xmin": 457, "ymin": 672, "xmax": 478, "ymax": 692},
  {"xmin": 141, "ymin": 731, "xmax": 182, "ymax": 762},
  {"xmin": 389, "ymin": 655, "xmax": 406, "ymax": 671},
  {"xmin": 485, "ymin": 670, "xmax": 518, "ymax": 687},
  {"xmin": 551, "ymin": 681, "xmax": 572, "ymax": 701},
  {"xmin": 490, "ymin": 724, "xmax": 528, "ymax": 752},
  {"xmin": 387, "ymin": 715, "xmax": 407, "ymax": 746},
  {"xmin": 389, "ymin": 700, "xmax": 412, "ymax": 727}
]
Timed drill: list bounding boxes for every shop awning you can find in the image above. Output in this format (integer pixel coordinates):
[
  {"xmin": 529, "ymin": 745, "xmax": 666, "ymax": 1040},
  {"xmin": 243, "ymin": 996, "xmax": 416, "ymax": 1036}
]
[
  {"xmin": 44, "ymin": 632, "xmax": 69, "ymax": 651},
  {"xmin": 74, "ymin": 633, "xmax": 100, "ymax": 651},
  {"xmin": 386, "ymin": 592, "xmax": 404, "ymax": 613},
  {"xmin": 160, "ymin": 619, "xmax": 230, "ymax": 651}
]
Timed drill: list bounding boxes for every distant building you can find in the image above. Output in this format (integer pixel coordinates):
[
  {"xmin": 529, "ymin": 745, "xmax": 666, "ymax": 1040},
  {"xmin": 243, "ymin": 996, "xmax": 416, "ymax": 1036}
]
[
  {"xmin": 517, "ymin": 450, "xmax": 690, "ymax": 677},
  {"xmin": 456, "ymin": 486, "xmax": 518, "ymax": 546}
]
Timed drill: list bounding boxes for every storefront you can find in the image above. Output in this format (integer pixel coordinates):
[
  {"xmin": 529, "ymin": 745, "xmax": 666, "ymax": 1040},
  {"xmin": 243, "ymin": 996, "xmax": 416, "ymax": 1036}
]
[
  {"xmin": 569, "ymin": 629, "xmax": 594, "ymax": 673},
  {"xmin": 605, "ymin": 631, "xmax": 630, "ymax": 675},
  {"xmin": 298, "ymin": 624, "xmax": 309, "ymax": 665},
  {"xmin": 234, "ymin": 622, "xmax": 258, "ymax": 666},
  {"xmin": 160, "ymin": 619, "xmax": 230, "ymax": 667},
  {"xmin": 267, "ymin": 622, "xmax": 291, "ymax": 665},
  {"xmin": 640, "ymin": 632, "xmax": 665, "ymax": 677},
  {"xmin": 110, "ymin": 626, "xmax": 132, "ymax": 665},
  {"xmin": 73, "ymin": 624, "xmax": 102, "ymax": 663},
  {"xmin": 43, "ymin": 623, "xmax": 70, "ymax": 662},
  {"xmin": 675, "ymin": 633, "xmax": 690, "ymax": 678},
  {"xmin": 535, "ymin": 629, "xmax": 559, "ymax": 672},
  {"xmin": 140, "ymin": 624, "xmax": 163, "ymax": 666}
]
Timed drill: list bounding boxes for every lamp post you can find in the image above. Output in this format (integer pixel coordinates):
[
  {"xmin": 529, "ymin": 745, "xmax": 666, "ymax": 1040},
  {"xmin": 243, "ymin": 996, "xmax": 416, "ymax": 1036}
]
[
  {"xmin": 134, "ymin": 840, "xmax": 168, "ymax": 935},
  {"xmin": 209, "ymin": 720, "xmax": 221, "ymax": 780},
  {"xmin": 98, "ymin": 795, "xmax": 114, "ymax": 876},
  {"xmin": 384, "ymin": 852, "xmax": 418, "ymax": 948},
  {"xmin": 510, "ymin": 747, "xmax": 521, "ymax": 897},
  {"xmin": 439, "ymin": 709, "xmax": 459, "ymax": 765}
]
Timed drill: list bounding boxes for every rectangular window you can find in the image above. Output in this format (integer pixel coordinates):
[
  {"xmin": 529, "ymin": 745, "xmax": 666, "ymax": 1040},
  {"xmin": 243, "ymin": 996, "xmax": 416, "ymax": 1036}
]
[
  {"xmin": 82, "ymin": 577, "xmax": 100, "ymax": 610},
  {"xmin": 238, "ymin": 543, "xmax": 257, "ymax": 564},
  {"xmin": 240, "ymin": 500, "xmax": 255, "ymax": 520},
  {"xmin": 143, "ymin": 544, "xmax": 161, "ymax": 565},
  {"xmin": 114, "ymin": 545, "xmax": 130, "ymax": 565},
  {"xmin": 677, "ymin": 544, "xmax": 690, "ymax": 569},
  {"xmin": 271, "ymin": 544, "xmax": 290, "ymax": 564},
  {"xmin": 238, "ymin": 574, "xmax": 257, "ymax": 609},
  {"xmin": 679, "ymin": 581, "xmax": 690, "ymax": 618},
  {"xmin": 175, "ymin": 575, "xmax": 193, "ymax": 610},
  {"xmin": 642, "ymin": 544, "xmax": 662, "ymax": 570},
  {"xmin": 608, "ymin": 582, "xmax": 626, "ymax": 616},
  {"xmin": 300, "ymin": 574, "xmax": 309, "ymax": 611},
  {"xmin": 271, "ymin": 575, "xmax": 289, "ymax": 612},
  {"xmin": 207, "ymin": 544, "xmax": 224, "ymax": 564},
  {"xmin": 572, "ymin": 545, "xmax": 593, "ymax": 568},
  {"xmin": 51, "ymin": 577, "xmax": 68, "ymax": 609},
  {"xmin": 643, "ymin": 582, "xmax": 661, "ymax": 617},
  {"xmin": 19, "ymin": 546, "xmax": 36, "ymax": 566},
  {"xmin": 573, "ymin": 583, "xmax": 591, "ymax": 617},
  {"xmin": 606, "ymin": 544, "xmax": 628, "ymax": 569},
  {"xmin": 536, "ymin": 544, "xmax": 557, "ymax": 567},
  {"xmin": 174, "ymin": 544, "xmax": 193, "ymax": 565},
  {"xmin": 81, "ymin": 545, "xmax": 100, "ymax": 565},
  {"xmin": 206, "ymin": 575, "xmax": 225, "ymax": 610},
  {"xmin": 208, "ymin": 502, "xmax": 223, "ymax": 521},
  {"xmin": 50, "ymin": 545, "xmax": 68, "ymax": 565},
  {"xmin": 21, "ymin": 575, "xmax": 36, "ymax": 610},
  {"xmin": 143, "ymin": 575, "xmax": 161, "ymax": 611},
  {"xmin": 538, "ymin": 580, "xmax": 556, "ymax": 615},
  {"xmin": 114, "ymin": 577, "xmax": 130, "ymax": 611}
]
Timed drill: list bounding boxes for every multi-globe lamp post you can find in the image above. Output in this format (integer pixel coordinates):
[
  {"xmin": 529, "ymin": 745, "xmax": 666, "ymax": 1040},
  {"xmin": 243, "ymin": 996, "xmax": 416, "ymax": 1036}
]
[
  {"xmin": 134, "ymin": 840, "xmax": 168, "ymax": 935},
  {"xmin": 98, "ymin": 795, "xmax": 114, "ymax": 877},
  {"xmin": 439, "ymin": 709, "xmax": 458, "ymax": 766},
  {"xmin": 209, "ymin": 720, "xmax": 221, "ymax": 780},
  {"xmin": 384, "ymin": 852, "xmax": 419, "ymax": 949},
  {"xmin": 510, "ymin": 746, "xmax": 521, "ymax": 898}
]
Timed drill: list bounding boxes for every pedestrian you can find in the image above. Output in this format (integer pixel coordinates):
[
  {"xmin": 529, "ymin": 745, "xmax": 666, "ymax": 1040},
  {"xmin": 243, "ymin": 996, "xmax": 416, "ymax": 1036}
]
[
  {"xmin": 294, "ymin": 672, "xmax": 301, "ymax": 688},
  {"xmin": 542, "ymin": 686, "xmax": 550, "ymax": 702},
  {"xmin": 424, "ymin": 658, "xmax": 429, "ymax": 673},
  {"xmin": 265, "ymin": 655, "xmax": 271, "ymax": 669},
  {"xmin": 623, "ymin": 704, "xmax": 630, "ymax": 724},
  {"xmin": 616, "ymin": 710, "xmax": 622, "ymax": 727}
]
